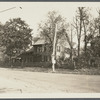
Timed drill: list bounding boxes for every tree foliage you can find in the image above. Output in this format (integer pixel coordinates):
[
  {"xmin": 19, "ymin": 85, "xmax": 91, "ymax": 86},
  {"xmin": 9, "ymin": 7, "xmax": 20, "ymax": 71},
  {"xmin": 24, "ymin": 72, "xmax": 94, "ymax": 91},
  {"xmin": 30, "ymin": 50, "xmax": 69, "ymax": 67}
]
[
  {"xmin": 90, "ymin": 36, "xmax": 100, "ymax": 57},
  {"xmin": 38, "ymin": 11, "xmax": 68, "ymax": 46},
  {"xmin": 0, "ymin": 18, "xmax": 32, "ymax": 58}
]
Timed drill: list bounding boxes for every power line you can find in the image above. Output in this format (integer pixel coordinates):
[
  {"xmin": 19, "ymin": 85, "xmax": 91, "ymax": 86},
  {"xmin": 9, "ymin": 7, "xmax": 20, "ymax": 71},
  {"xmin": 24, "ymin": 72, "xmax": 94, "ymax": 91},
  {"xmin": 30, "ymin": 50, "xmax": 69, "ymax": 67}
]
[{"xmin": 0, "ymin": 7, "xmax": 16, "ymax": 13}]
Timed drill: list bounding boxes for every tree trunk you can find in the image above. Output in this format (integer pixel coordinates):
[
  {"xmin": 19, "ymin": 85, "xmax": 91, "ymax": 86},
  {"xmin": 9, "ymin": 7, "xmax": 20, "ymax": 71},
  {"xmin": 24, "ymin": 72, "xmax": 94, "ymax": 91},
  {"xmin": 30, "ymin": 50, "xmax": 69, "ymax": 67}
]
[
  {"xmin": 83, "ymin": 20, "xmax": 87, "ymax": 56},
  {"xmin": 78, "ymin": 14, "xmax": 82, "ymax": 58},
  {"xmin": 84, "ymin": 35, "xmax": 87, "ymax": 55},
  {"xmin": 70, "ymin": 25, "xmax": 73, "ymax": 63},
  {"xmin": 9, "ymin": 56, "xmax": 12, "ymax": 68},
  {"xmin": 99, "ymin": 26, "xmax": 100, "ymax": 35},
  {"xmin": 78, "ymin": 38, "xmax": 80, "ymax": 57}
]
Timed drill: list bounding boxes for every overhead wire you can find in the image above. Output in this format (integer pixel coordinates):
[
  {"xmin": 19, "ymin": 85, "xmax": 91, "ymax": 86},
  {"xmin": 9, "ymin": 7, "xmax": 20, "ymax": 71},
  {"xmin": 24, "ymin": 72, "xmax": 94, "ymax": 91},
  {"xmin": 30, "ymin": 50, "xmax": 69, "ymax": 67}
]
[{"xmin": 0, "ymin": 7, "xmax": 16, "ymax": 13}]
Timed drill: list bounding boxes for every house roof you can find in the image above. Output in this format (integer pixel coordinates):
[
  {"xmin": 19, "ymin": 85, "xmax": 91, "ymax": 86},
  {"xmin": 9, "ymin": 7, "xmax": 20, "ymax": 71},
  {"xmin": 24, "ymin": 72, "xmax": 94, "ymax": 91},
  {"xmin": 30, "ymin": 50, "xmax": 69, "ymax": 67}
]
[
  {"xmin": 33, "ymin": 39, "xmax": 49, "ymax": 45},
  {"xmin": 17, "ymin": 39, "xmax": 48, "ymax": 56},
  {"xmin": 26, "ymin": 47, "xmax": 34, "ymax": 53}
]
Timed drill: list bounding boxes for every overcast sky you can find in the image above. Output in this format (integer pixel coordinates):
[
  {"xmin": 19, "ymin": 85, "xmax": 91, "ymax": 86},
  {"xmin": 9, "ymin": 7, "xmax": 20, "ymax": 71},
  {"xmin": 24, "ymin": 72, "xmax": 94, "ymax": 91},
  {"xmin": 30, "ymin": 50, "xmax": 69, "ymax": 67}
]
[
  {"xmin": 0, "ymin": 2, "xmax": 100, "ymax": 36},
  {"xmin": 0, "ymin": 2, "xmax": 100, "ymax": 47}
]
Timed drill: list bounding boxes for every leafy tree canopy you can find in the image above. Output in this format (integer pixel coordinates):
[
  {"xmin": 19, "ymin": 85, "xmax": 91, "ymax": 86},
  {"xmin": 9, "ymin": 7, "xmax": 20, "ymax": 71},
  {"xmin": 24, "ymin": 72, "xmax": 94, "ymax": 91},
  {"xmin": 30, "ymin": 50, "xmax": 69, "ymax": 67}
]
[
  {"xmin": 38, "ymin": 11, "xmax": 68, "ymax": 45},
  {"xmin": 0, "ymin": 18, "xmax": 32, "ymax": 57},
  {"xmin": 90, "ymin": 35, "xmax": 100, "ymax": 57}
]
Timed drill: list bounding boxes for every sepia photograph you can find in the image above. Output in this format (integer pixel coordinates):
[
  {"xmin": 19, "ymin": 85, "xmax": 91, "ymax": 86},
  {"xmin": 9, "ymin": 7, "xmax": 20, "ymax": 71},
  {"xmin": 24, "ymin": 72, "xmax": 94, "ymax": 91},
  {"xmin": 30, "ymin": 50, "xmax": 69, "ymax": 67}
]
[{"xmin": 0, "ymin": 1, "xmax": 100, "ymax": 98}]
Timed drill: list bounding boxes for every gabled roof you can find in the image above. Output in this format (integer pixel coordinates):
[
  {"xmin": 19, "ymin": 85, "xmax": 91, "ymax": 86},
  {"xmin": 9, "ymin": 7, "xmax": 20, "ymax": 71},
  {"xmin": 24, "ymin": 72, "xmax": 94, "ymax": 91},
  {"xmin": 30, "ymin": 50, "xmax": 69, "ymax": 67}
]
[
  {"xmin": 26, "ymin": 47, "xmax": 34, "ymax": 53},
  {"xmin": 33, "ymin": 39, "xmax": 49, "ymax": 45}
]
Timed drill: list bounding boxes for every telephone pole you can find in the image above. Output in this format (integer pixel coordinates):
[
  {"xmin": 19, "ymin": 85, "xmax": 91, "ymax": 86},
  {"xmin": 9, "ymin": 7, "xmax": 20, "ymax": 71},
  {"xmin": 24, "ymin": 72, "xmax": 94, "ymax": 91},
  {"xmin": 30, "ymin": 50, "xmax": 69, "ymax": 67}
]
[{"xmin": 52, "ymin": 24, "xmax": 57, "ymax": 72}]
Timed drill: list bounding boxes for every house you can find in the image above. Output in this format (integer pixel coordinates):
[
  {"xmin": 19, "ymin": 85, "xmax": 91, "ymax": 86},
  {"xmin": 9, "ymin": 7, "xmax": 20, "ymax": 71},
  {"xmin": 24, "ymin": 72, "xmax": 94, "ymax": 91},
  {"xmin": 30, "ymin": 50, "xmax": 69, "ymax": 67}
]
[
  {"xmin": 13, "ymin": 38, "xmax": 73, "ymax": 67},
  {"xmin": 14, "ymin": 39, "xmax": 52, "ymax": 67}
]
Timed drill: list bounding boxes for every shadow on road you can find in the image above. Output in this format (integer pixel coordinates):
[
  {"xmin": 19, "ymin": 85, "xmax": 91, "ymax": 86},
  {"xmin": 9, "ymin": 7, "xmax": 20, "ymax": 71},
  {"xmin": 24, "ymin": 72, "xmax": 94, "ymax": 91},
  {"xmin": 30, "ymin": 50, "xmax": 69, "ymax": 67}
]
[{"xmin": 0, "ymin": 88, "xmax": 22, "ymax": 93}]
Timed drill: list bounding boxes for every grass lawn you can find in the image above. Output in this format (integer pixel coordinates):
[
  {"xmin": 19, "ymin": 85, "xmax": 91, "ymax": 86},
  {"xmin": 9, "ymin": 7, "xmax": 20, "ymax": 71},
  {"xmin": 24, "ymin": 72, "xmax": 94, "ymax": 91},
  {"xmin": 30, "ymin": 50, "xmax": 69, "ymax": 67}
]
[{"xmin": 7, "ymin": 66, "xmax": 100, "ymax": 75}]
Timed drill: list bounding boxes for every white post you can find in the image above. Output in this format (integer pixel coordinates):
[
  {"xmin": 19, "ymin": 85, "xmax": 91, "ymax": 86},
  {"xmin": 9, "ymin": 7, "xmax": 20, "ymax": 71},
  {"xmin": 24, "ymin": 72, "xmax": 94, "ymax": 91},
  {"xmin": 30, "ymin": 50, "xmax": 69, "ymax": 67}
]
[{"xmin": 52, "ymin": 24, "xmax": 57, "ymax": 72}]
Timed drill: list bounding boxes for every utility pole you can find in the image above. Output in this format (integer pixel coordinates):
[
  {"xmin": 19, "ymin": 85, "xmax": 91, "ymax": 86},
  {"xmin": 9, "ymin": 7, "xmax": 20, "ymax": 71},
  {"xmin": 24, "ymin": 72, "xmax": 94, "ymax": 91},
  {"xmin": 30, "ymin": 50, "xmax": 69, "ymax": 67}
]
[
  {"xmin": 71, "ymin": 24, "xmax": 73, "ymax": 63},
  {"xmin": 52, "ymin": 24, "xmax": 57, "ymax": 72}
]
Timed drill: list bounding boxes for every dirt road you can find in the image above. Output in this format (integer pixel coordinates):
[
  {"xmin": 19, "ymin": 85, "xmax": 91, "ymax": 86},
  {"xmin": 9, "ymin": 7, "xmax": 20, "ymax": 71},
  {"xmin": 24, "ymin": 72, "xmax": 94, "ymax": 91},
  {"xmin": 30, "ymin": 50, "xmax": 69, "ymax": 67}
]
[{"xmin": 0, "ymin": 68, "xmax": 100, "ymax": 93}]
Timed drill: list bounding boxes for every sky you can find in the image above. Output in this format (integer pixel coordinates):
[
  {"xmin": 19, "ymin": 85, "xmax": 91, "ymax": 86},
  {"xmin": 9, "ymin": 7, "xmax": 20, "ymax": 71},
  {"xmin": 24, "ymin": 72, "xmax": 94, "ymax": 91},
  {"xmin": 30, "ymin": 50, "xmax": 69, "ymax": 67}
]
[
  {"xmin": 0, "ymin": 2, "xmax": 100, "ymax": 47},
  {"xmin": 0, "ymin": 2, "xmax": 78, "ymax": 35},
  {"xmin": 0, "ymin": 2, "xmax": 100, "ymax": 33}
]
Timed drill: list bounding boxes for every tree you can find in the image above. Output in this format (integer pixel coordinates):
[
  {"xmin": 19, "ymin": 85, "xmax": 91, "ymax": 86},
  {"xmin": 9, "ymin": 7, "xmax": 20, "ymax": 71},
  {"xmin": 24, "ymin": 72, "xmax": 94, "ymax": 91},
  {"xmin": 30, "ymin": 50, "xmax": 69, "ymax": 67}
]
[
  {"xmin": 66, "ymin": 24, "xmax": 75, "ymax": 62},
  {"xmin": 38, "ymin": 11, "xmax": 66, "ymax": 45},
  {"xmin": 88, "ymin": 9, "xmax": 100, "ymax": 57},
  {"xmin": 90, "ymin": 36, "xmax": 100, "ymax": 57},
  {"xmin": 73, "ymin": 7, "xmax": 85, "ymax": 57},
  {"xmin": 0, "ymin": 23, "xmax": 4, "ymax": 46},
  {"xmin": 0, "ymin": 18, "xmax": 32, "ymax": 66},
  {"xmin": 86, "ymin": 9, "xmax": 100, "ymax": 54},
  {"xmin": 82, "ymin": 8, "xmax": 91, "ymax": 56}
]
